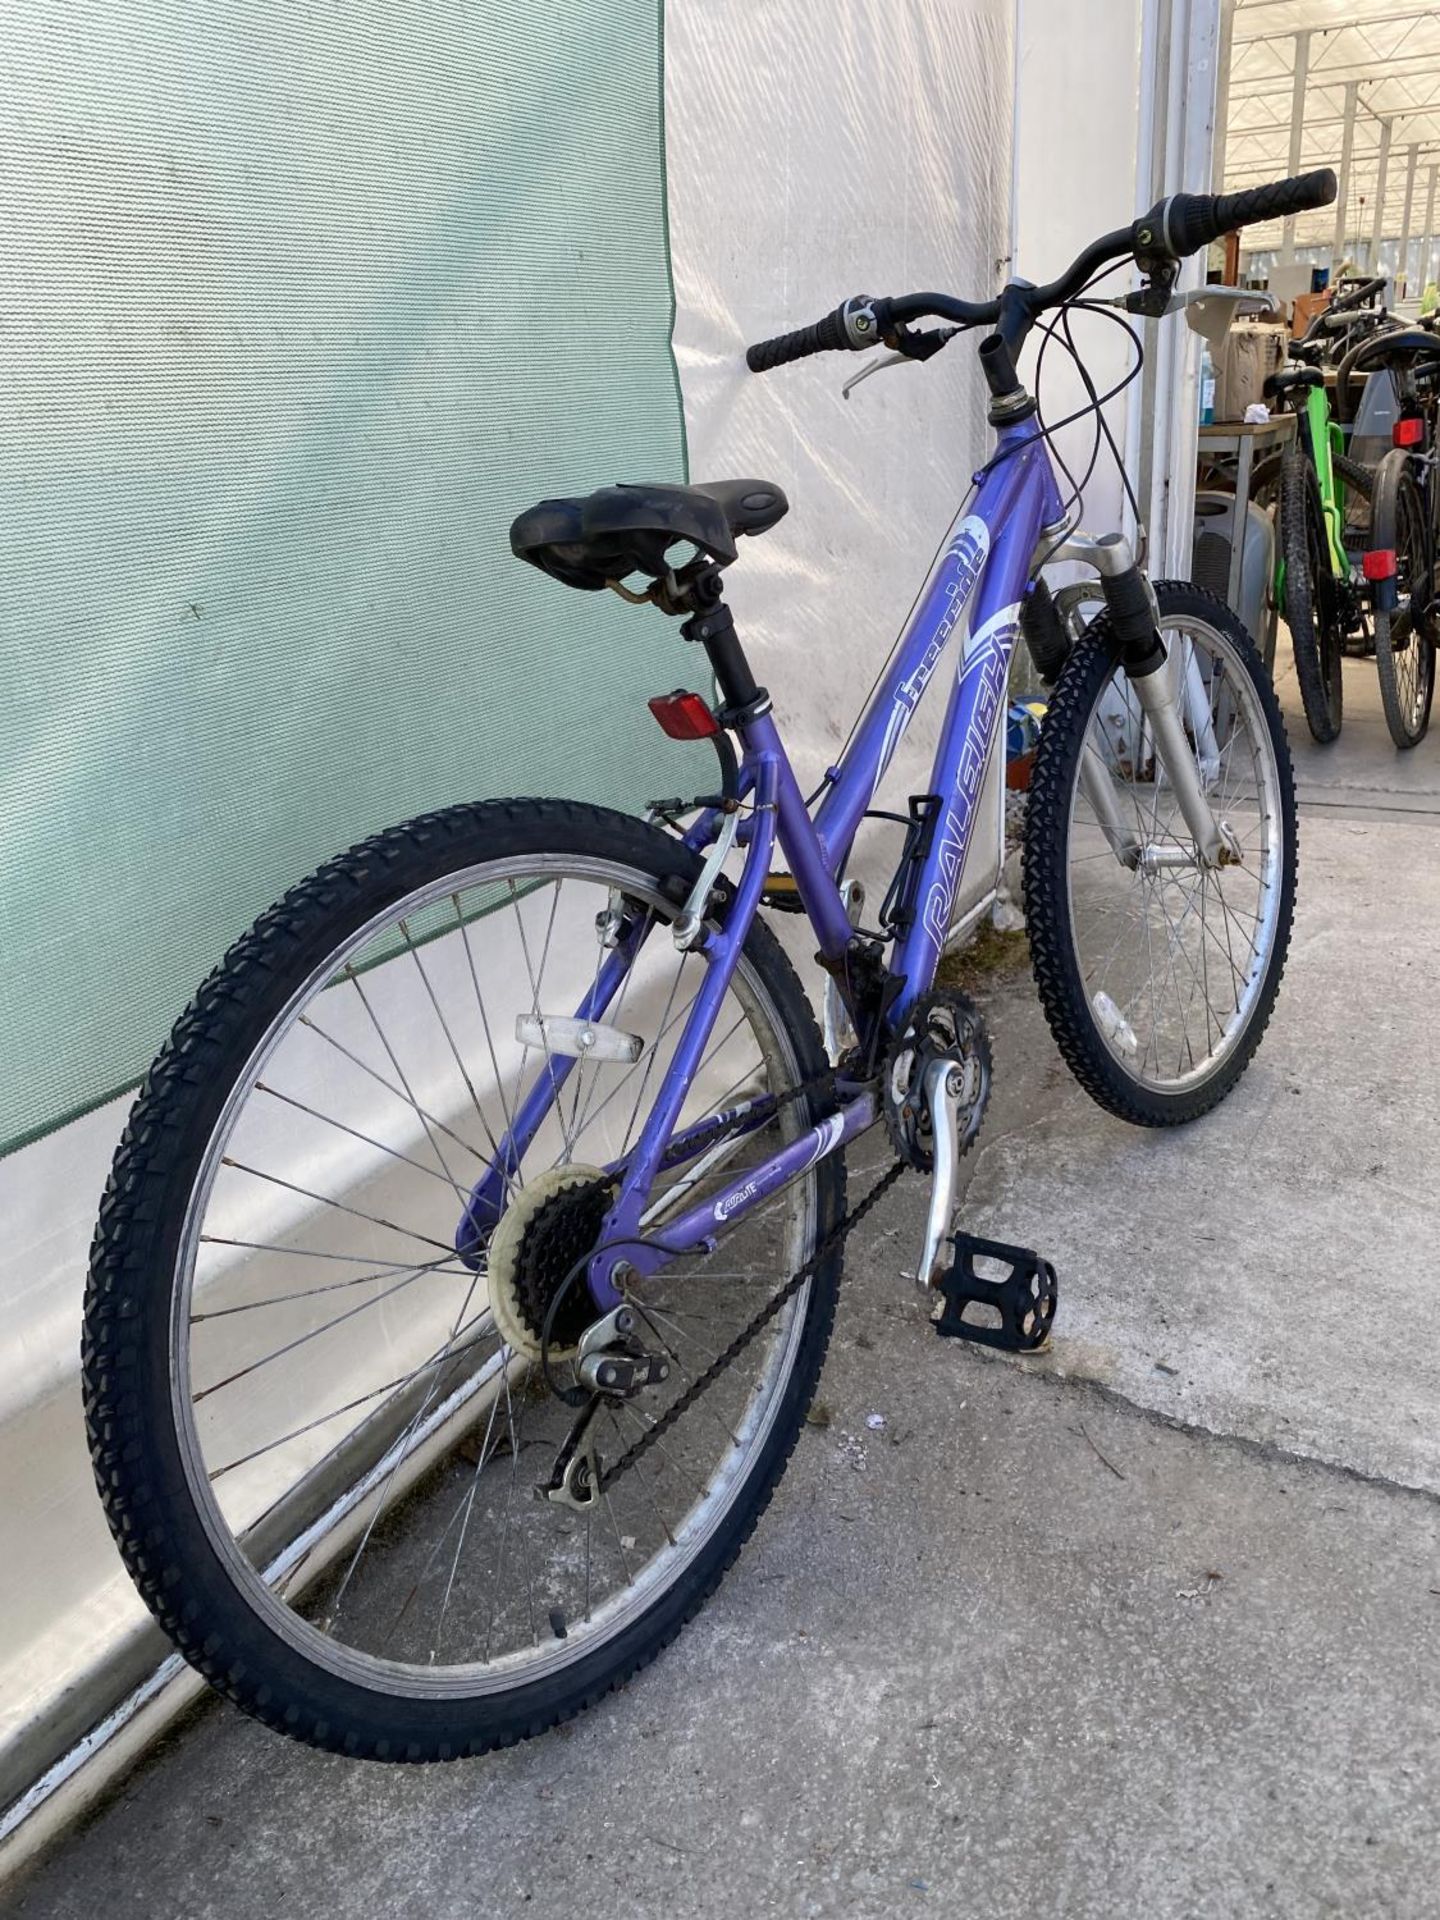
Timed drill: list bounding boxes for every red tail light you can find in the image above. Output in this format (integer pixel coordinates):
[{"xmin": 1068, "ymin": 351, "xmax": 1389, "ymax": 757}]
[
  {"xmin": 1363, "ymin": 548, "xmax": 1397, "ymax": 581},
  {"xmin": 1393, "ymin": 416, "xmax": 1425, "ymax": 448},
  {"xmin": 648, "ymin": 690, "xmax": 719, "ymax": 740}
]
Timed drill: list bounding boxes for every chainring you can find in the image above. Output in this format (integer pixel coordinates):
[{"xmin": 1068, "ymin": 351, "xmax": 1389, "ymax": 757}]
[
  {"xmin": 882, "ymin": 988, "xmax": 992, "ymax": 1173},
  {"xmin": 486, "ymin": 1165, "xmax": 614, "ymax": 1361}
]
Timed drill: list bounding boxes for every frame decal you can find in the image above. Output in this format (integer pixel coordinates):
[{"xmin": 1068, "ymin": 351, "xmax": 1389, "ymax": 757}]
[
  {"xmin": 919, "ymin": 602, "xmax": 1021, "ymax": 958},
  {"xmin": 875, "ymin": 514, "xmax": 990, "ymax": 782}
]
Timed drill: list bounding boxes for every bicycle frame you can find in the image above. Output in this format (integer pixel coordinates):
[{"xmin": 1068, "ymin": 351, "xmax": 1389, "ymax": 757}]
[
  {"xmin": 456, "ymin": 417, "xmax": 1066, "ymax": 1309},
  {"xmin": 1298, "ymin": 382, "xmax": 1350, "ymax": 579}
]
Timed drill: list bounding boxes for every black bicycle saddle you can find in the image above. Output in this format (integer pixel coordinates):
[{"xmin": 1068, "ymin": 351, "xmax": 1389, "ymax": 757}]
[{"xmin": 510, "ymin": 480, "xmax": 789, "ymax": 592}]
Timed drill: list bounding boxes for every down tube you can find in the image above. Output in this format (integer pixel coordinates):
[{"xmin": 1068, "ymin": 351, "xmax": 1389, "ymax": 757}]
[{"xmin": 891, "ymin": 432, "xmax": 1061, "ymax": 1001}]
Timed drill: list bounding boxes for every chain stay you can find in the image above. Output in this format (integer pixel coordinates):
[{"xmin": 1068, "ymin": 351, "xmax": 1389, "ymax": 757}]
[{"xmin": 596, "ymin": 1156, "xmax": 907, "ymax": 1493}]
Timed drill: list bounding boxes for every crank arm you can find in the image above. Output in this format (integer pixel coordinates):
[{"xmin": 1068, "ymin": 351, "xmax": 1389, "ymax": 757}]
[{"xmin": 917, "ymin": 1056, "xmax": 965, "ymax": 1289}]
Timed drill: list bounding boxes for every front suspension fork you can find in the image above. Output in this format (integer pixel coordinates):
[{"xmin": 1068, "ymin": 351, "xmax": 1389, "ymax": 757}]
[{"xmin": 1054, "ymin": 533, "xmax": 1226, "ymax": 868}]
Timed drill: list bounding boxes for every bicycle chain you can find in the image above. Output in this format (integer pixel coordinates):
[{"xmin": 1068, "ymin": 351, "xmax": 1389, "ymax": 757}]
[{"xmin": 597, "ymin": 1153, "xmax": 908, "ymax": 1493}]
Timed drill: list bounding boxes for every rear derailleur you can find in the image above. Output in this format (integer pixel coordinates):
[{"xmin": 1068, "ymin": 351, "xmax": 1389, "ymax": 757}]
[{"xmin": 541, "ymin": 1306, "xmax": 670, "ymax": 1513}]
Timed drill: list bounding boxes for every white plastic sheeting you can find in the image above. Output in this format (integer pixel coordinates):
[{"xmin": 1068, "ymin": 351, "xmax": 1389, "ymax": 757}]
[{"xmin": 666, "ymin": 0, "xmax": 1016, "ymax": 929}]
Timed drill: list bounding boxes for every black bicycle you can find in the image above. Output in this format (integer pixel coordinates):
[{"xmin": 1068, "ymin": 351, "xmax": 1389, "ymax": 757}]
[{"xmin": 1336, "ymin": 328, "xmax": 1440, "ymax": 746}]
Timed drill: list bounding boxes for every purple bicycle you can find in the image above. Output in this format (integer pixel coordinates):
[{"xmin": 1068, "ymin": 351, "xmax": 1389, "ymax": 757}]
[{"xmin": 83, "ymin": 169, "xmax": 1331, "ymax": 1760}]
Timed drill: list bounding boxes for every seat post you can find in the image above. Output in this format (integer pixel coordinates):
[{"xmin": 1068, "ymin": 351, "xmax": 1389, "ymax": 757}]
[{"xmin": 679, "ymin": 569, "xmax": 771, "ymax": 723}]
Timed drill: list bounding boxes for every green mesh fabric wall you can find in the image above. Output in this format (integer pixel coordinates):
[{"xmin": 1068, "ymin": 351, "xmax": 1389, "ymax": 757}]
[{"xmin": 0, "ymin": 0, "xmax": 694, "ymax": 1156}]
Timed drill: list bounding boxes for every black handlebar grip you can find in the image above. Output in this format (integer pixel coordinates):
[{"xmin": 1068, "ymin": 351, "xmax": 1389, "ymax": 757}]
[
  {"xmin": 1329, "ymin": 274, "xmax": 1387, "ymax": 314},
  {"xmin": 745, "ymin": 303, "xmax": 850, "ymax": 373},
  {"xmin": 1137, "ymin": 168, "xmax": 1337, "ymax": 260}
]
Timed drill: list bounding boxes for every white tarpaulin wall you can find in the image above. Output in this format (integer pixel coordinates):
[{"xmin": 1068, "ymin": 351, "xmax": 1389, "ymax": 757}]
[{"xmin": 667, "ymin": 0, "xmax": 1016, "ymax": 930}]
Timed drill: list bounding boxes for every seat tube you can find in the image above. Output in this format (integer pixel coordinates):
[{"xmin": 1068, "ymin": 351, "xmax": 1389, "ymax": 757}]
[{"xmin": 587, "ymin": 751, "xmax": 780, "ymax": 1312}]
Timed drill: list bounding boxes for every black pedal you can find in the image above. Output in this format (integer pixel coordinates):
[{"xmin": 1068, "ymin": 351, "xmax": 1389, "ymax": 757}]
[{"xmin": 933, "ymin": 1232, "xmax": 1057, "ymax": 1352}]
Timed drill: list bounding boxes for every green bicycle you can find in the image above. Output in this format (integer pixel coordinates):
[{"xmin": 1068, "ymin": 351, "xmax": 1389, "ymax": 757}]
[{"xmin": 1254, "ymin": 363, "xmax": 1366, "ymax": 744}]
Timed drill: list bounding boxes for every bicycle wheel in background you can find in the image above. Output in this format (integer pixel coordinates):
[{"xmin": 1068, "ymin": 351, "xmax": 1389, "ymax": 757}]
[
  {"xmin": 1370, "ymin": 448, "xmax": 1437, "ymax": 749},
  {"xmin": 1024, "ymin": 581, "xmax": 1297, "ymax": 1127},
  {"xmin": 1249, "ymin": 451, "xmax": 1283, "ymax": 675},
  {"xmin": 1279, "ymin": 449, "xmax": 1344, "ymax": 742},
  {"xmin": 83, "ymin": 800, "xmax": 844, "ymax": 1759}
]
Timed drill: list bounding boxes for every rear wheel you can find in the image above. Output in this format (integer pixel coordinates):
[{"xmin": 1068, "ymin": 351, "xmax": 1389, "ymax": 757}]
[
  {"xmin": 1280, "ymin": 450, "xmax": 1344, "ymax": 742},
  {"xmin": 1371, "ymin": 449, "xmax": 1437, "ymax": 749},
  {"xmin": 83, "ymin": 800, "xmax": 845, "ymax": 1759},
  {"xmin": 1024, "ymin": 582, "xmax": 1297, "ymax": 1127}
]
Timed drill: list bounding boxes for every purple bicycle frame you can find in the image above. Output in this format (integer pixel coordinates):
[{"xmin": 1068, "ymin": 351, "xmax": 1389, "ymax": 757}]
[{"xmin": 457, "ymin": 416, "xmax": 1066, "ymax": 1310}]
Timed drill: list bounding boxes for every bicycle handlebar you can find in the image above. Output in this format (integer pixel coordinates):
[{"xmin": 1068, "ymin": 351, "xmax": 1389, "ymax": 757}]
[
  {"xmin": 1328, "ymin": 274, "xmax": 1387, "ymax": 315},
  {"xmin": 1141, "ymin": 169, "xmax": 1336, "ymax": 259},
  {"xmin": 745, "ymin": 168, "xmax": 1338, "ymax": 375}
]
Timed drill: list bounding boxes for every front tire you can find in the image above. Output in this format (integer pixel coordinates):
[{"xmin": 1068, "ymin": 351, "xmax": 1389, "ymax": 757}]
[{"xmin": 1023, "ymin": 582, "xmax": 1297, "ymax": 1127}]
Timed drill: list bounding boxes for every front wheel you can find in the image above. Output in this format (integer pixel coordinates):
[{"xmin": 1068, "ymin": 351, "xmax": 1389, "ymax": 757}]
[{"xmin": 1023, "ymin": 582, "xmax": 1297, "ymax": 1127}]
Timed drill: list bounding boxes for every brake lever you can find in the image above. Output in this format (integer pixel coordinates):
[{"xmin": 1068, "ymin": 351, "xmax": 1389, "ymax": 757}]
[
  {"xmin": 840, "ymin": 325, "xmax": 960, "ymax": 400},
  {"xmin": 841, "ymin": 351, "xmax": 908, "ymax": 400}
]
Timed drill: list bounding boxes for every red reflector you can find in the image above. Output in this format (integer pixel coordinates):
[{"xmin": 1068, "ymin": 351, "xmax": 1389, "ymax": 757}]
[
  {"xmin": 1393, "ymin": 416, "xmax": 1425, "ymax": 447},
  {"xmin": 1363, "ymin": 548, "xmax": 1397, "ymax": 581},
  {"xmin": 648, "ymin": 690, "xmax": 719, "ymax": 740}
]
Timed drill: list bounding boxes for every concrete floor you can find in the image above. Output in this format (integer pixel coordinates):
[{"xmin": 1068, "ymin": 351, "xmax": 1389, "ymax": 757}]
[{"xmin": 9, "ymin": 653, "xmax": 1440, "ymax": 1920}]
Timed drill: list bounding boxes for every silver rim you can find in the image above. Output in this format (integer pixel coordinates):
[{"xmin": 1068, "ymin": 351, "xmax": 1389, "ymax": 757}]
[
  {"xmin": 1063, "ymin": 615, "xmax": 1285, "ymax": 1093},
  {"xmin": 170, "ymin": 852, "xmax": 819, "ymax": 1696}
]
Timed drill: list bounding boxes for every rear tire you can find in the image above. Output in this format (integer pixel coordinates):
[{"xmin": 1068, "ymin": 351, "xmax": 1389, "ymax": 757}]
[
  {"xmin": 83, "ymin": 800, "xmax": 845, "ymax": 1759},
  {"xmin": 1280, "ymin": 450, "xmax": 1344, "ymax": 742},
  {"xmin": 1370, "ymin": 449, "xmax": 1437, "ymax": 749}
]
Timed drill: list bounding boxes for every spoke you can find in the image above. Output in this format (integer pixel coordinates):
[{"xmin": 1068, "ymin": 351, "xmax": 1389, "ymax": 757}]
[
  {"xmin": 298, "ymin": 1013, "xmax": 490, "ymax": 1167},
  {"xmin": 191, "ymin": 1257, "xmax": 473, "ymax": 1322},
  {"xmin": 483, "ymin": 1357, "xmax": 540, "ymax": 1660},
  {"xmin": 455, "ymin": 894, "xmax": 525, "ymax": 1191},
  {"xmin": 193, "ymin": 1257, "xmax": 457, "ymax": 1404},
  {"xmin": 201, "ymin": 1236, "xmax": 462, "ymax": 1268},
  {"xmin": 343, "ymin": 968, "xmax": 467, "ymax": 1192},
  {"xmin": 567, "ymin": 973, "xmax": 705, "ymax": 1147},
  {"xmin": 254, "ymin": 1082, "xmax": 470, "ymax": 1199},
  {"xmin": 325, "ymin": 1263, "xmax": 489, "ymax": 1628},
  {"xmin": 398, "ymin": 919, "xmax": 518, "ymax": 1203},
  {"xmin": 601, "ymin": 1483, "xmax": 636, "ymax": 1587},
  {"xmin": 208, "ymin": 1302, "xmax": 494, "ymax": 1482},
  {"xmin": 613, "ymin": 1399, "xmax": 712, "ymax": 1507},
  {"xmin": 630, "ymin": 1301, "xmax": 739, "ymax": 1446},
  {"xmin": 605, "ymin": 1407, "xmax": 676, "ymax": 1547},
  {"xmin": 510, "ymin": 880, "xmax": 575, "ymax": 1163},
  {"xmin": 566, "ymin": 915, "xmax": 612, "ymax": 1151},
  {"xmin": 219, "ymin": 1157, "xmax": 458, "ymax": 1257},
  {"xmin": 426, "ymin": 1371, "xmax": 512, "ymax": 1660},
  {"xmin": 570, "ymin": 907, "xmax": 657, "ymax": 1142},
  {"xmin": 619, "ymin": 954, "xmax": 691, "ymax": 1161}
]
